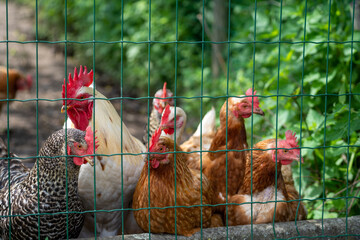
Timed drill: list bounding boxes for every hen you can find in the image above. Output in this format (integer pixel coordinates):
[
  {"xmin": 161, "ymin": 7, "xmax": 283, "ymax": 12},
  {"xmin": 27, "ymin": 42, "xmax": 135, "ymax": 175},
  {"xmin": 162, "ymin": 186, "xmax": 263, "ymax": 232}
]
[
  {"xmin": 62, "ymin": 66, "xmax": 146, "ymax": 236},
  {"xmin": 143, "ymin": 82, "xmax": 174, "ymax": 144},
  {"xmin": 0, "ymin": 127, "xmax": 97, "ymax": 240},
  {"xmin": 0, "ymin": 67, "xmax": 32, "ymax": 115},
  {"xmin": 202, "ymin": 89, "xmax": 264, "ymax": 209},
  {"xmin": 227, "ymin": 131, "xmax": 307, "ymax": 225},
  {"xmin": 133, "ymin": 128, "xmax": 216, "ymax": 236}
]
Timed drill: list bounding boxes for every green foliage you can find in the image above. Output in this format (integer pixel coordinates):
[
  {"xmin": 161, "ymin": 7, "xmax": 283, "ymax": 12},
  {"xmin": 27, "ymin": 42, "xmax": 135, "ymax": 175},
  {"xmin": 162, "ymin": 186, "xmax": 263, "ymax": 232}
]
[{"xmin": 17, "ymin": 0, "xmax": 360, "ymax": 219}]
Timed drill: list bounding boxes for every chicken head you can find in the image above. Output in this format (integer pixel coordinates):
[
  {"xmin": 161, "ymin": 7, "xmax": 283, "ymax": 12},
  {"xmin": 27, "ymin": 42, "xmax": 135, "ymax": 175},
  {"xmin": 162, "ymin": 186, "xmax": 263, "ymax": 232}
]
[
  {"xmin": 153, "ymin": 82, "xmax": 174, "ymax": 114},
  {"xmin": 67, "ymin": 126, "xmax": 99, "ymax": 166},
  {"xmin": 271, "ymin": 130, "xmax": 302, "ymax": 165},
  {"xmin": 61, "ymin": 66, "xmax": 94, "ymax": 131}
]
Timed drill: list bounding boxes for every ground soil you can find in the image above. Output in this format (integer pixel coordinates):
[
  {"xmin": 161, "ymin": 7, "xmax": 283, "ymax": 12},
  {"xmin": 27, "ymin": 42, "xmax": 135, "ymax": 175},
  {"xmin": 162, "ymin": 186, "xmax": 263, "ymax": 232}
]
[{"xmin": 0, "ymin": 1, "xmax": 147, "ymax": 163}]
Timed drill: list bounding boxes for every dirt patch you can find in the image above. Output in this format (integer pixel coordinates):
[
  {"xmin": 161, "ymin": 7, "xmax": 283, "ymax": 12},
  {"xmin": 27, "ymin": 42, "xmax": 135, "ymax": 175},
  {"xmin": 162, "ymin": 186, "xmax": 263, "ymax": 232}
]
[{"xmin": 0, "ymin": 1, "xmax": 147, "ymax": 162}]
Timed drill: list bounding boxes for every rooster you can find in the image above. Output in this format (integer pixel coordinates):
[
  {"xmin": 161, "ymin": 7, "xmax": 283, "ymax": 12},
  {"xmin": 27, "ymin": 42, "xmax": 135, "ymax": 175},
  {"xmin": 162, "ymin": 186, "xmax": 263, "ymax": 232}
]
[
  {"xmin": 143, "ymin": 82, "xmax": 174, "ymax": 144},
  {"xmin": 201, "ymin": 89, "xmax": 264, "ymax": 211},
  {"xmin": 0, "ymin": 67, "xmax": 32, "ymax": 115},
  {"xmin": 62, "ymin": 66, "xmax": 146, "ymax": 236},
  {"xmin": 0, "ymin": 127, "xmax": 97, "ymax": 240},
  {"xmin": 132, "ymin": 128, "xmax": 217, "ymax": 236},
  {"xmin": 227, "ymin": 131, "xmax": 307, "ymax": 225}
]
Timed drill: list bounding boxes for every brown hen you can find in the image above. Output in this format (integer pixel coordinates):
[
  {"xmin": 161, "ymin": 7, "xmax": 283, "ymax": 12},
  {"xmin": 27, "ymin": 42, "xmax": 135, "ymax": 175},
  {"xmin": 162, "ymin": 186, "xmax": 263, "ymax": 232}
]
[
  {"xmin": 227, "ymin": 131, "xmax": 307, "ymax": 225},
  {"xmin": 0, "ymin": 67, "xmax": 32, "ymax": 114},
  {"xmin": 133, "ymin": 129, "xmax": 218, "ymax": 236},
  {"xmin": 201, "ymin": 89, "xmax": 264, "ymax": 211}
]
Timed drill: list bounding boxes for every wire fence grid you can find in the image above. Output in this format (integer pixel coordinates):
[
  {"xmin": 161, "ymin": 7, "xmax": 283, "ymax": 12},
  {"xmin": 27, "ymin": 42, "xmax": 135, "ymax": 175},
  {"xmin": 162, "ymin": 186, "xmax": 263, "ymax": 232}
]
[{"xmin": 0, "ymin": 0, "xmax": 360, "ymax": 239}]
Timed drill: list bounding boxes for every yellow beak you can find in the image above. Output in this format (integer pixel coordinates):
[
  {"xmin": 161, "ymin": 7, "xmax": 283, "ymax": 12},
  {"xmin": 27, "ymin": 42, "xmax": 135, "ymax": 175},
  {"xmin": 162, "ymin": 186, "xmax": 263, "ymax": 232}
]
[
  {"xmin": 61, "ymin": 105, "xmax": 71, "ymax": 113},
  {"xmin": 83, "ymin": 156, "xmax": 94, "ymax": 166}
]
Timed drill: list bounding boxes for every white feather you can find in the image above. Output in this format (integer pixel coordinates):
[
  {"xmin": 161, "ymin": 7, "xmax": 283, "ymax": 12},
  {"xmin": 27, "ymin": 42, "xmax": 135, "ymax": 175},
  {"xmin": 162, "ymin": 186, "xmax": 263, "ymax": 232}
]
[
  {"xmin": 192, "ymin": 106, "xmax": 216, "ymax": 137},
  {"xmin": 239, "ymin": 186, "xmax": 285, "ymax": 221},
  {"xmin": 64, "ymin": 87, "xmax": 145, "ymax": 237}
]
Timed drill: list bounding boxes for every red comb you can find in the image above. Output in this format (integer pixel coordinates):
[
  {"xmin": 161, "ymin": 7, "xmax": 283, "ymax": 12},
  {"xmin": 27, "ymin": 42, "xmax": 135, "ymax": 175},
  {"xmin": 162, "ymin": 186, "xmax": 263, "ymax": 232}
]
[
  {"xmin": 85, "ymin": 126, "xmax": 99, "ymax": 155},
  {"xmin": 62, "ymin": 66, "xmax": 93, "ymax": 105},
  {"xmin": 245, "ymin": 88, "xmax": 260, "ymax": 108},
  {"xmin": 285, "ymin": 130, "xmax": 300, "ymax": 155},
  {"xmin": 162, "ymin": 82, "xmax": 167, "ymax": 100},
  {"xmin": 160, "ymin": 104, "xmax": 171, "ymax": 126},
  {"xmin": 149, "ymin": 128, "xmax": 162, "ymax": 152},
  {"xmin": 285, "ymin": 130, "xmax": 299, "ymax": 147}
]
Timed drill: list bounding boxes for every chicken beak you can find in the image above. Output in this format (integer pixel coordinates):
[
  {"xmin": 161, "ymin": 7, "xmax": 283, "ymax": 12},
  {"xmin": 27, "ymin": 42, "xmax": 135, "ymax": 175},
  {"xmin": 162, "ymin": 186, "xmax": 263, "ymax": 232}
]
[
  {"xmin": 254, "ymin": 107, "xmax": 265, "ymax": 116},
  {"xmin": 61, "ymin": 105, "xmax": 72, "ymax": 113},
  {"xmin": 83, "ymin": 156, "xmax": 94, "ymax": 166},
  {"xmin": 294, "ymin": 154, "xmax": 304, "ymax": 163}
]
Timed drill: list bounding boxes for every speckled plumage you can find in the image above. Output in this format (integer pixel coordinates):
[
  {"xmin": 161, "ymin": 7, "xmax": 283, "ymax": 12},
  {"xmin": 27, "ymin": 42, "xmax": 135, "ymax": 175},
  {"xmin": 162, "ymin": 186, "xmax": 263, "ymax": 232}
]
[
  {"xmin": 143, "ymin": 106, "xmax": 162, "ymax": 144},
  {"xmin": 0, "ymin": 138, "xmax": 29, "ymax": 190},
  {"xmin": 0, "ymin": 129, "xmax": 88, "ymax": 240}
]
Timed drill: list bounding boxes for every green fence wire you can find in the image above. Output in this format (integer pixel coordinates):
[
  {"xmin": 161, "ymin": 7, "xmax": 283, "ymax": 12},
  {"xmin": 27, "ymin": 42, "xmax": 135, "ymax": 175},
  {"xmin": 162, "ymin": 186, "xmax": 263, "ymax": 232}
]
[{"xmin": 1, "ymin": 0, "xmax": 360, "ymax": 239}]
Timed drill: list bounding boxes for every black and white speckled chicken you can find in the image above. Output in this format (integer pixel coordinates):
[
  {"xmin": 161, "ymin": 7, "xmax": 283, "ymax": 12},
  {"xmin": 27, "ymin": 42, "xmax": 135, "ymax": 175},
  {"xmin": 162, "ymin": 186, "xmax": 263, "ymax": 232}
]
[
  {"xmin": 143, "ymin": 82, "xmax": 174, "ymax": 144},
  {"xmin": 0, "ymin": 138, "xmax": 29, "ymax": 191},
  {"xmin": 0, "ymin": 127, "xmax": 98, "ymax": 240}
]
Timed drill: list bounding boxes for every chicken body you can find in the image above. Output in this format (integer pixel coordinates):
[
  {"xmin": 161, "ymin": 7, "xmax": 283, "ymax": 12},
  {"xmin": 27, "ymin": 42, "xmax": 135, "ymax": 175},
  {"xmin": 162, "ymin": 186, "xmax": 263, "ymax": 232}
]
[
  {"xmin": 0, "ymin": 67, "xmax": 32, "ymax": 114},
  {"xmin": 228, "ymin": 138, "xmax": 307, "ymax": 225},
  {"xmin": 0, "ymin": 129, "xmax": 93, "ymax": 240},
  {"xmin": 0, "ymin": 138, "xmax": 28, "ymax": 190},
  {"xmin": 143, "ymin": 83, "xmax": 174, "ymax": 144},
  {"xmin": 133, "ymin": 136, "xmax": 214, "ymax": 236},
  {"xmin": 202, "ymin": 95, "xmax": 264, "ymax": 209},
  {"xmin": 62, "ymin": 67, "xmax": 146, "ymax": 236},
  {"xmin": 78, "ymin": 90, "xmax": 146, "ymax": 236}
]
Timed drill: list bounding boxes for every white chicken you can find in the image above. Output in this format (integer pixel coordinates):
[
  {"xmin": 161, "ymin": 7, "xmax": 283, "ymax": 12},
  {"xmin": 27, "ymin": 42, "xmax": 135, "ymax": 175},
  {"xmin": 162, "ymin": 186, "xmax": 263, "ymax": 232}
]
[{"xmin": 62, "ymin": 66, "xmax": 145, "ymax": 237}]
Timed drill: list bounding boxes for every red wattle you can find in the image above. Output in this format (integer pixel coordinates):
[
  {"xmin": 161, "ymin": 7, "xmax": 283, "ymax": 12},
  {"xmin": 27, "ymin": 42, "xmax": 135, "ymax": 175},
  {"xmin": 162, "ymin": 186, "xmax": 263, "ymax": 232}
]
[
  {"xmin": 280, "ymin": 159, "xmax": 293, "ymax": 165},
  {"xmin": 68, "ymin": 102, "xmax": 93, "ymax": 131},
  {"xmin": 73, "ymin": 157, "xmax": 85, "ymax": 166},
  {"xmin": 151, "ymin": 159, "xmax": 160, "ymax": 168}
]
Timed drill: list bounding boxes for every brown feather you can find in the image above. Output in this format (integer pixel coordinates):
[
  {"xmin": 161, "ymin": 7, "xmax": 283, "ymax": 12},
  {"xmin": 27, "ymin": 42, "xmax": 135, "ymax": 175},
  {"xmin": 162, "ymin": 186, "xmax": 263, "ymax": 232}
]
[
  {"xmin": 228, "ymin": 139, "xmax": 307, "ymax": 225},
  {"xmin": 133, "ymin": 137, "xmax": 214, "ymax": 236},
  {"xmin": 201, "ymin": 99, "xmax": 248, "ymax": 213}
]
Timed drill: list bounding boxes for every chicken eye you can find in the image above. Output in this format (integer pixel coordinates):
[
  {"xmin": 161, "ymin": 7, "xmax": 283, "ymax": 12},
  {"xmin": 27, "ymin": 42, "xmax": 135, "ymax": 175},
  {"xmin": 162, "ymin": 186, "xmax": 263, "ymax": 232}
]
[
  {"xmin": 77, "ymin": 145, "xmax": 83, "ymax": 149},
  {"xmin": 79, "ymin": 96, "xmax": 85, "ymax": 99},
  {"xmin": 159, "ymin": 147, "xmax": 163, "ymax": 152},
  {"xmin": 283, "ymin": 149, "xmax": 288, "ymax": 153}
]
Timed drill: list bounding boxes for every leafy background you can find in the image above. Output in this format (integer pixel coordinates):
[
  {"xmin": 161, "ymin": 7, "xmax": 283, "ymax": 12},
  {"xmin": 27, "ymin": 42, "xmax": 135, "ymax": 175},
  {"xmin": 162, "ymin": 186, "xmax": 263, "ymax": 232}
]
[{"xmin": 15, "ymin": 0, "xmax": 360, "ymax": 219}]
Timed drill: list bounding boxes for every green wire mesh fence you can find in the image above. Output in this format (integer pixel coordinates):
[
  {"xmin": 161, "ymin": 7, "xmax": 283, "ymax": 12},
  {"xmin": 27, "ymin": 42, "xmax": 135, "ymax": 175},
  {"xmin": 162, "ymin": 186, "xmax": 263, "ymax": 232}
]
[{"xmin": 1, "ymin": 0, "xmax": 360, "ymax": 239}]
